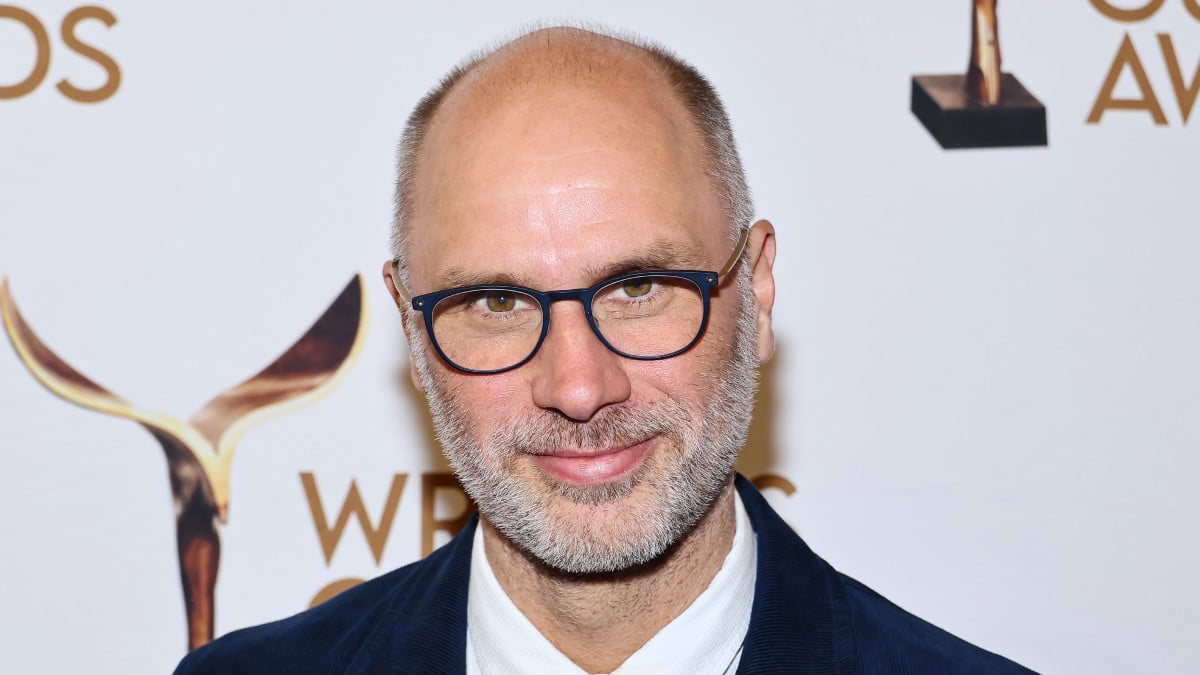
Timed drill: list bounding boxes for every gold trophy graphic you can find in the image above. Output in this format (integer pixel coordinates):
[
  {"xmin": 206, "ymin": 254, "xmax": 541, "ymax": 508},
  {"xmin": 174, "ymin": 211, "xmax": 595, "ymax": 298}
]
[
  {"xmin": 1, "ymin": 275, "xmax": 368, "ymax": 650},
  {"xmin": 911, "ymin": 0, "xmax": 1048, "ymax": 148}
]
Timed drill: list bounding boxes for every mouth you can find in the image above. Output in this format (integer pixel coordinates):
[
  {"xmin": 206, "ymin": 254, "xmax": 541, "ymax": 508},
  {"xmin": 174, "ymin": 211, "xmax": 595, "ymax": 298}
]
[{"xmin": 528, "ymin": 437, "xmax": 655, "ymax": 487}]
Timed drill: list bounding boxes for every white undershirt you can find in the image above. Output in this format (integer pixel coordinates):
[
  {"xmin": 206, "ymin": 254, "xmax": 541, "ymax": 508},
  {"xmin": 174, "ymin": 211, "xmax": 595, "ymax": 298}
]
[{"xmin": 466, "ymin": 491, "xmax": 757, "ymax": 675}]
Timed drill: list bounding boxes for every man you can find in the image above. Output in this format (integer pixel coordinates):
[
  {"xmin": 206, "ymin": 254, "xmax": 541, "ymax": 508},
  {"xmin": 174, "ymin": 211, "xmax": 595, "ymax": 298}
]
[{"xmin": 176, "ymin": 26, "xmax": 1035, "ymax": 674}]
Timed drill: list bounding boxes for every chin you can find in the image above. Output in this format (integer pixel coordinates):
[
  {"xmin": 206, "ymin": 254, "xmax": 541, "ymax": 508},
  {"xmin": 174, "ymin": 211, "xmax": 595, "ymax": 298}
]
[{"xmin": 485, "ymin": 452, "xmax": 721, "ymax": 575}]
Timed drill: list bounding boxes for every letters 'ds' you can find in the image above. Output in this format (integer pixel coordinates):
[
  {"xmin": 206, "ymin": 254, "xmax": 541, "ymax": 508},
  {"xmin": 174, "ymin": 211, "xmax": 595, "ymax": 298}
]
[{"xmin": 0, "ymin": 5, "xmax": 121, "ymax": 102}]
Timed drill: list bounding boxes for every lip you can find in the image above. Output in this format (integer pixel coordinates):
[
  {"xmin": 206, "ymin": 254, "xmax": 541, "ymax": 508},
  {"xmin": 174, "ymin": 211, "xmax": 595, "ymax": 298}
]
[{"xmin": 529, "ymin": 438, "xmax": 654, "ymax": 487}]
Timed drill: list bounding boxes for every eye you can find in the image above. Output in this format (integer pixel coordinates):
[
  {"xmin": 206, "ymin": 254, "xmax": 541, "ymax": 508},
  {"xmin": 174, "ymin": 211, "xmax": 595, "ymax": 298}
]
[
  {"xmin": 484, "ymin": 292, "xmax": 517, "ymax": 312},
  {"xmin": 621, "ymin": 278, "xmax": 653, "ymax": 298}
]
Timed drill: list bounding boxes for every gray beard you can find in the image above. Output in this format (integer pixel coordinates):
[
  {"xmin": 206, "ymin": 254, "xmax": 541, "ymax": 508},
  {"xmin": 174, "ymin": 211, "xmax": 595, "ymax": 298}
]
[{"xmin": 411, "ymin": 276, "xmax": 760, "ymax": 574}]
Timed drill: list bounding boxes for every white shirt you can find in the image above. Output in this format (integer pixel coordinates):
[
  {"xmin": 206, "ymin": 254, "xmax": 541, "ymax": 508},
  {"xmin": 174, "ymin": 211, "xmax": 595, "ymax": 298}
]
[{"xmin": 466, "ymin": 492, "xmax": 757, "ymax": 675}]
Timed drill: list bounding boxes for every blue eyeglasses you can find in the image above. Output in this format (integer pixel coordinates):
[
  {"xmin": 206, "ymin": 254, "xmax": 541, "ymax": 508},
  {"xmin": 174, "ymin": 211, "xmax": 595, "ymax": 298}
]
[{"xmin": 390, "ymin": 229, "xmax": 749, "ymax": 374}]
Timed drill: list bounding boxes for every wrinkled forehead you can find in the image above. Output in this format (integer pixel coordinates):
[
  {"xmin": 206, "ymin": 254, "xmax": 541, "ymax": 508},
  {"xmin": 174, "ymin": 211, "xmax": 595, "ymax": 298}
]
[{"xmin": 405, "ymin": 65, "xmax": 727, "ymax": 294}]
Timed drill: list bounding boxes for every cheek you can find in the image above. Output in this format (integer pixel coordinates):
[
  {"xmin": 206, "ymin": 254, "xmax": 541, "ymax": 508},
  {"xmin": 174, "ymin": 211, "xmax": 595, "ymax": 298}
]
[
  {"xmin": 629, "ymin": 350, "xmax": 713, "ymax": 401},
  {"xmin": 599, "ymin": 304, "xmax": 744, "ymax": 402},
  {"xmin": 667, "ymin": 300, "xmax": 746, "ymax": 386},
  {"xmin": 446, "ymin": 374, "xmax": 528, "ymax": 432}
]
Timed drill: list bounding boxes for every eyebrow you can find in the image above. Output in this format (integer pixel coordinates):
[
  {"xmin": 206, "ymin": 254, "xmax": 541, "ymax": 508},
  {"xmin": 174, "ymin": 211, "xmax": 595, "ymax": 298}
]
[{"xmin": 431, "ymin": 238, "xmax": 710, "ymax": 292}]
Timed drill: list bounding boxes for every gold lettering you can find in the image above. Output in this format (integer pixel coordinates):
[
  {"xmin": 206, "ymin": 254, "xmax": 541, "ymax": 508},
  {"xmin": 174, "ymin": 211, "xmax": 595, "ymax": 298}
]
[
  {"xmin": 308, "ymin": 577, "xmax": 365, "ymax": 608},
  {"xmin": 1186, "ymin": 0, "xmax": 1200, "ymax": 20},
  {"xmin": 421, "ymin": 473, "xmax": 475, "ymax": 557},
  {"xmin": 751, "ymin": 473, "xmax": 797, "ymax": 497},
  {"xmin": 56, "ymin": 5, "xmax": 120, "ymax": 103},
  {"xmin": 1158, "ymin": 33, "xmax": 1200, "ymax": 123},
  {"xmin": 301, "ymin": 472, "xmax": 409, "ymax": 566},
  {"xmin": 1088, "ymin": 0, "xmax": 1166, "ymax": 21},
  {"xmin": 1088, "ymin": 33, "xmax": 1169, "ymax": 125},
  {"xmin": 0, "ymin": 6, "xmax": 51, "ymax": 99}
]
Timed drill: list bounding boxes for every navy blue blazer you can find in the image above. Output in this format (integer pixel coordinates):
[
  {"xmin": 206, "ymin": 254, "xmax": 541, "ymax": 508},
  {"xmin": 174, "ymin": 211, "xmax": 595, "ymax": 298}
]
[{"xmin": 176, "ymin": 475, "xmax": 1037, "ymax": 674}]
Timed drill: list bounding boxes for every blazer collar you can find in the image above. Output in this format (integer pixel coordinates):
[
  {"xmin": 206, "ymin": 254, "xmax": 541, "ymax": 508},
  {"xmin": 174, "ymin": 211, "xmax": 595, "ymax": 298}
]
[
  {"xmin": 347, "ymin": 514, "xmax": 477, "ymax": 674},
  {"xmin": 735, "ymin": 474, "xmax": 857, "ymax": 674}
]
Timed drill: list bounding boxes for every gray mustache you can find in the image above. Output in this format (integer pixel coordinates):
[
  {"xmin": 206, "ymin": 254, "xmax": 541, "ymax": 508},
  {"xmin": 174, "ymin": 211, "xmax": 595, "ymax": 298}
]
[{"xmin": 488, "ymin": 402, "xmax": 688, "ymax": 456}]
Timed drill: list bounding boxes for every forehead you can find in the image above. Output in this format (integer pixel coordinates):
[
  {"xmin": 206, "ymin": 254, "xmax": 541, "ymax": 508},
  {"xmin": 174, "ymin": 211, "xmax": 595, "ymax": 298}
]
[{"xmin": 406, "ymin": 72, "xmax": 728, "ymax": 292}]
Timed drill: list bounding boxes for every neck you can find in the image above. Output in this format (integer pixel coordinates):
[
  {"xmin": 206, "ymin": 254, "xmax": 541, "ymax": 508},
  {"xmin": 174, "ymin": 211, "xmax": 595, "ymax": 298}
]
[{"xmin": 480, "ymin": 479, "xmax": 738, "ymax": 674}]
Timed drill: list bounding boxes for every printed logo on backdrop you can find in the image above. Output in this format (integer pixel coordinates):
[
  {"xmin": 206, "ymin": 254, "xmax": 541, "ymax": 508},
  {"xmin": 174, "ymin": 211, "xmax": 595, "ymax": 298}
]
[
  {"xmin": 911, "ymin": 0, "xmax": 1049, "ymax": 149},
  {"xmin": 299, "ymin": 468, "xmax": 479, "ymax": 607},
  {"xmin": 0, "ymin": 5, "xmax": 120, "ymax": 102},
  {"xmin": 1088, "ymin": 0, "xmax": 1200, "ymax": 125},
  {"xmin": 0, "ymin": 276, "xmax": 371, "ymax": 650}
]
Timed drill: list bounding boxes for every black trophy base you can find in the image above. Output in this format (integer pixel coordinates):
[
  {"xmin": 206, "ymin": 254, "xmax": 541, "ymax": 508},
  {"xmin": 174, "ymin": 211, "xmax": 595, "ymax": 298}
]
[{"xmin": 911, "ymin": 73, "xmax": 1047, "ymax": 149}]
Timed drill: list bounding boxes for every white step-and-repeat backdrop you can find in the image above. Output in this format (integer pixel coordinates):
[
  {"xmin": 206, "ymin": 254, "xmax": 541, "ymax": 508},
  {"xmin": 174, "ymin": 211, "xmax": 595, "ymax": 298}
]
[{"xmin": 2, "ymin": 1, "xmax": 1197, "ymax": 673}]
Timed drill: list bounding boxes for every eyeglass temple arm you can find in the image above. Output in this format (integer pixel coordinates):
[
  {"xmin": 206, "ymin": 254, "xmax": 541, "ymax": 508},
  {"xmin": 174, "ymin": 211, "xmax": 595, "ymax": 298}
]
[
  {"xmin": 718, "ymin": 228, "xmax": 752, "ymax": 279},
  {"xmin": 390, "ymin": 260, "xmax": 413, "ymax": 303}
]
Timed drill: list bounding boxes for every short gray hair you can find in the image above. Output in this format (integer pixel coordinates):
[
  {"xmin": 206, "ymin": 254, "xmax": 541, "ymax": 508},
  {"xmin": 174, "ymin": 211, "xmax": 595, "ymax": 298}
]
[{"xmin": 389, "ymin": 24, "xmax": 754, "ymax": 284}]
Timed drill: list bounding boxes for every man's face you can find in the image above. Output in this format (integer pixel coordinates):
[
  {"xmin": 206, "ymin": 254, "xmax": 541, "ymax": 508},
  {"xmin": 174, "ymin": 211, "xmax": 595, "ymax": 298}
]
[{"xmin": 401, "ymin": 73, "xmax": 765, "ymax": 573}]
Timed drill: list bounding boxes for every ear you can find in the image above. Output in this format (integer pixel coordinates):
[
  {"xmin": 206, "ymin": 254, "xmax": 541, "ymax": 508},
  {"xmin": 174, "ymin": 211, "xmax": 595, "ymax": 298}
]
[
  {"xmin": 745, "ymin": 220, "xmax": 777, "ymax": 363},
  {"xmin": 381, "ymin": 259, "xmax": 407, "ymax": 310},
  {"xmin": 381, "ymin": 260, "xmax": 426, "ymax": 392}
]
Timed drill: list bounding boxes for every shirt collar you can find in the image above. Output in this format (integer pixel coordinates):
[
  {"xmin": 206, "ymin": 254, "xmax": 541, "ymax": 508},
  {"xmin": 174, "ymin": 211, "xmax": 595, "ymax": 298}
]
[{"xmin": 466, "ymin": 489, "xmax": 757, "ymax": 674}]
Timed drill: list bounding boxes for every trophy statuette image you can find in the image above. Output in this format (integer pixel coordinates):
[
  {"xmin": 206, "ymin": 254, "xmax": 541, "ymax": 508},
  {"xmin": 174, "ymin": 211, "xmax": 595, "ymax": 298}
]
[
  {"xmin": 911, "ymin": 0, "xmax": 1048, "ymax": 149},
  {"xmin": 0, "ymin": 275, "xmax": 368, "ymax": 650}
]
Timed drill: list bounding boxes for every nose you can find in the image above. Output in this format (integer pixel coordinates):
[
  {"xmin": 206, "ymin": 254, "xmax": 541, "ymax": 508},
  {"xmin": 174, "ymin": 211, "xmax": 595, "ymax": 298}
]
[{"xmin": 529, "ymin": 302, "xmax": 631, "ymax": 421}]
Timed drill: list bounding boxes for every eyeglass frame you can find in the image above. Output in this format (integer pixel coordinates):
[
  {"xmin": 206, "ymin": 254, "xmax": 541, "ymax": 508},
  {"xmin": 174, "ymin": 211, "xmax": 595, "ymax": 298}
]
[{"xmin": 390, "ymin": 227, "xmax": 751, "ymax": 375}]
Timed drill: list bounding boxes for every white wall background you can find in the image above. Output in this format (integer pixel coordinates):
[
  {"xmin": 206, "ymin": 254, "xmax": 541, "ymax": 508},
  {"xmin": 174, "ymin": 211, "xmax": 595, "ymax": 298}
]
[{"xmin": 2, "ymin": 1, "xmax": 1197, "ymax": 673}]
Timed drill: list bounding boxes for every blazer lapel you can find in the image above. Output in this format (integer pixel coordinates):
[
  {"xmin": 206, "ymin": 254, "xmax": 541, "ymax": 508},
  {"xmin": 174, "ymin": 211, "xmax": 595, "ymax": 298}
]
[
  {"xmin": 346, "ymin": 515, "xmax": 478, "ymax": 674},
  {"xmin": 735, "ymin": 476, "xmax": 857, "ymax": 674}
]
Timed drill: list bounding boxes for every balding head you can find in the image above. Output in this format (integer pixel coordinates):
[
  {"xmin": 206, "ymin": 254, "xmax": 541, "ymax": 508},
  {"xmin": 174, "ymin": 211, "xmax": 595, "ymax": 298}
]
[
  {"xmin": 389, "ymin": 26, "xmax": 753, "ymax": 282},
  {"xmin": 440, "ymin": 27, "xmax": 672, "ymax": 106}
]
